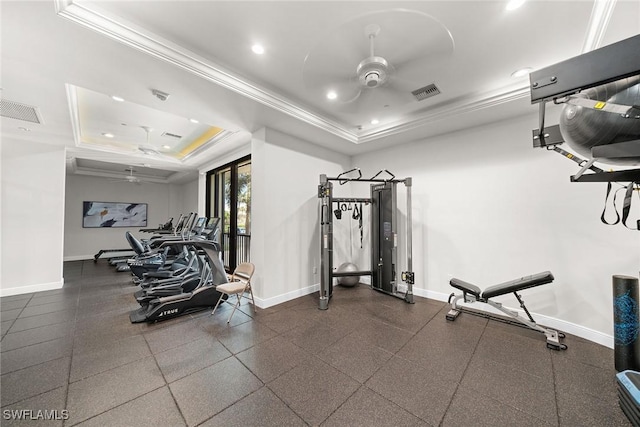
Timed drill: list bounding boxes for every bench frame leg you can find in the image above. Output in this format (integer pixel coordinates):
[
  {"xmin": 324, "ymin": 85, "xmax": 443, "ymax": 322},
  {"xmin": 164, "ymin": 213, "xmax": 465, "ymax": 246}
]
[{"xmin": 446, "ymin": 292, "xmax": 567, "ymax": 350}]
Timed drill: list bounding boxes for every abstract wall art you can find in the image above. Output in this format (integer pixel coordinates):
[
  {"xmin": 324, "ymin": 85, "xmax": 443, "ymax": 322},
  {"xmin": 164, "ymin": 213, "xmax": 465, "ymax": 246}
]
[{"xmin": 82, "ymin": 201, "xmax": 148, "ymax": 228}]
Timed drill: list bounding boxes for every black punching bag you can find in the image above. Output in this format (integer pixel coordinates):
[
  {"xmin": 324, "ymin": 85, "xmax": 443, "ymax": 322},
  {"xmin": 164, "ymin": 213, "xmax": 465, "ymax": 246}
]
[{"xmin": 613, "ymin": 275, "xmax": 640, "ymax": 372}]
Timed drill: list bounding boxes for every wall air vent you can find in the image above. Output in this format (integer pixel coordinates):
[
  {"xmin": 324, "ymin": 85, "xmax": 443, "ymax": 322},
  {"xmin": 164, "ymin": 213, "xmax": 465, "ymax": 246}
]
[
  {"xmin": 0, "ymin": 99, "xmax": 43, "ymax": 123},
  {"xmin": 411, "ymin": 83, "xmax": 441, "ymax": 101},
  {"xmin": 161, "ymin": 132, "xmax": 182, "ymax": 139}
]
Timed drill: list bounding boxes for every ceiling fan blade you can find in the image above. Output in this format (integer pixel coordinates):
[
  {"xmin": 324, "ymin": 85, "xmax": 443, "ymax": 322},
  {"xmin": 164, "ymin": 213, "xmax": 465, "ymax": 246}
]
[
  {"xmin": 302, "ymin": 8, "xmax": 455, "ymax": 112},
  {"xmin": 303, "ymin": 20, "xmax": 369, "ymax": 82},
  {"xmin": 302, "ymin": 16, "xmax": 373, "ymax": 101},
  {"xmin": 303, "ymin": 54, "xmax": 361, "ymax": 102},
  {"xmin": 393, "ymin": 51, "xmax": 453, "ymax": 88}
]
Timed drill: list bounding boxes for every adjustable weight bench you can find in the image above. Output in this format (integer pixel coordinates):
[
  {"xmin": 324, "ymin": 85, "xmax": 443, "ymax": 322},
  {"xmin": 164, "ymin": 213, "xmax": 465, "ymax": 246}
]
[{"xmin": 446, "ymin": 271, "xmax": 567, "ymax": 350}]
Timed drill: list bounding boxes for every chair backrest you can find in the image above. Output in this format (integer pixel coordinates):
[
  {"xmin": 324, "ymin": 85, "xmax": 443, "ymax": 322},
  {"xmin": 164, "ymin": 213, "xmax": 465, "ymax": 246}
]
[{"xmin": 232, "ymin": 262, "xmax": 255, "ymax": 284}]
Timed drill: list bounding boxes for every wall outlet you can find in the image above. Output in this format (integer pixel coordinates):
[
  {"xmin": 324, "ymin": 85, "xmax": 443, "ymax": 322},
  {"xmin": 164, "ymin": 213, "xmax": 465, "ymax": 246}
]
[{"xmin": 313, "ymin": 266, "xmax": 317, "ymax": 274}]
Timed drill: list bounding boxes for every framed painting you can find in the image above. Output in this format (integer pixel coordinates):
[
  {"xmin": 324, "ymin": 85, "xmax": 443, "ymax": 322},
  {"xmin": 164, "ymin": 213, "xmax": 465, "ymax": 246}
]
[{"xmin": 82, "ymin": 201, "xmax": 148, "ymax": 228}]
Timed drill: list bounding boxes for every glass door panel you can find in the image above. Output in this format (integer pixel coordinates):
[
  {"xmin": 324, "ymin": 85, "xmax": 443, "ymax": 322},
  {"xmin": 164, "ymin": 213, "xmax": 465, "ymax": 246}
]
[
  {"xmin": 206, "ymin": 156, "xmax": 251, "ymax": 271},
  {"xmin": 236, "ymin": 161, "xmax": 251, "ymax": 265}
]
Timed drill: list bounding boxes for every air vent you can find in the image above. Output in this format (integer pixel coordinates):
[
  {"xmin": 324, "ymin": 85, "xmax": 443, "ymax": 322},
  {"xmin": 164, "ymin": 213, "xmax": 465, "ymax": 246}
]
[
  {"xmin": 161, "ymin": 132, "xmax": 182, "ymax": 139},
  {"xmin": 0, "ymin": 99, "xmax": 43, "ymax": 123},
  {"xmin": 411, "ymin": 84, "xmax": 441, "ymax": 101}
]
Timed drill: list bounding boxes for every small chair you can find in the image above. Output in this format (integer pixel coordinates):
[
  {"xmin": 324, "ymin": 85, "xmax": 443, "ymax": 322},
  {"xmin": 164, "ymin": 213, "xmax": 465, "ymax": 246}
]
[{"xmin": 211, "ymin": 262, "xmax": 255, "ymax": 323}]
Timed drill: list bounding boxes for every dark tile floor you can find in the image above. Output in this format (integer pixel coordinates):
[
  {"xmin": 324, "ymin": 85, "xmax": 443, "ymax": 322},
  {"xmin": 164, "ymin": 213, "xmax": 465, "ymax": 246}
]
[{"xmin": 0, "ymin": 260, "xmax": 630, "ymax": 426}]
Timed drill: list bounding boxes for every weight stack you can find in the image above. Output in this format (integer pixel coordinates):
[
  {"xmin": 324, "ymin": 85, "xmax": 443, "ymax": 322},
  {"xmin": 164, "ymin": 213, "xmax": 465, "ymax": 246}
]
[{"xmin": 614, "ymin": 275, "xmax": 640, "ymax": 372}]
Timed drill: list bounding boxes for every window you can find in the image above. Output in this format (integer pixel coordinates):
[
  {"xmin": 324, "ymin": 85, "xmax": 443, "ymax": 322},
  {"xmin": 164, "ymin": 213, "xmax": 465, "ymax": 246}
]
[{"xmin": 206, "ymin": 156, "xmax": 251, "ymax": 271}]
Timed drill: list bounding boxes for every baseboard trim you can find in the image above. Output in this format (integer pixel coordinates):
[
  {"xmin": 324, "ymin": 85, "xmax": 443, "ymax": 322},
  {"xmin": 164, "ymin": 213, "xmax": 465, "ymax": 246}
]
[
  {"xmin": 416, "ymin": 287, "xmax": 614, "ymax": 349},
  {"xmin": 255, "ymin": 284, "xmax": 319, "ymax": 309},
  {"xmin": 253, "ymin": 284, "xmax": 614, "ymax": 348},
  {"xmin": 64, "ymin": 255, "xmax": 95, "ymax": 262},
  {"xmin": 0, "ymin": 280, "xmax": 65, "ymax": 297}
]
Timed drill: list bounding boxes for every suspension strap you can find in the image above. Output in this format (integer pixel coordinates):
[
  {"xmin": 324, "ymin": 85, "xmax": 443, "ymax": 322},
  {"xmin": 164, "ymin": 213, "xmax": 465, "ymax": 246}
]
[
  {"xmin": 601, "ymin": 182, "xmax": 622, "ymax": 225},
  {"xmin": 352, "ymin": 203, "xmax": 363, "ymax": 248},
  {"xmin": 621, "ymin": 182, "xmax": 640, "ymax": 230},
  {"xmin": 547, "ymin": 145, "xmax": 605, "ymax": 173},
  {"xmin": 359, "ymin": 203, "xmax": 363, "ymax": 248},
  {"xmin": 565, "ymin": 96, "xmax": 640, "ymax": 118},
  {"xmin": 601, "ymin": 181, "xmax": 639, "ymax": 230}
]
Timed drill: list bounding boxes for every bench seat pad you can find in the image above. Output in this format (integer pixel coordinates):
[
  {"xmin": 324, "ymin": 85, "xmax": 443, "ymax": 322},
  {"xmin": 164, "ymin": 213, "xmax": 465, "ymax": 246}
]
[
  {"xmin": 482, "ymin": 271, "xmax": 554, "ymax": 299},
  {"xmin": 449, "ymin": 278, "xmax": 482, "ymax": 299}
]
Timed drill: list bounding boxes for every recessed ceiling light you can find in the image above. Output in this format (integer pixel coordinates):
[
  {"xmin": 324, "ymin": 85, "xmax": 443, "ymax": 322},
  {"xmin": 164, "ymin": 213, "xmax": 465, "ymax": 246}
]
[
  {"xmin": 111, "ymin": 95, "xmax": 124, "ymax": 102},
  {"xmin": 511, "ymin": 67, "xmax": 533, "ymax": 78},
  {"xmin": 102, "ymin": 132, "xmax": 114, "ymax": 138},
  {"xmin": 506, "ymin": 0, "xmax": 526, "ymax": 11},
  {"xmin": 370, "ymin": 119, "xmax": 379, "ymax": 125},
  {"xmin": 162, "ymin": 145, "xmax": 171, "ymax": 150},
  {"xmin": 18, "ymin": 126, "xmax": 30, "ymax": 131},
  {"xmin": 189, "ymin": 118, "xmax": 199, "ymax": 124},
  {"xmin": 326, "ymin": 90, "xmax": 337, "ymax": 100},
  {"xmin": 251, "ymin": 44, "xmax": 265, "ymax": 55}
]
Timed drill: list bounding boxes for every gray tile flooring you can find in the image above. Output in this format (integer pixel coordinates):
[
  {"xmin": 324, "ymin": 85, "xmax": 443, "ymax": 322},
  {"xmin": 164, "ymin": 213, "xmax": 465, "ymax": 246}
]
[{"xmin": 0, "ymin": 260, "xmax": 630, "ymax": 426}]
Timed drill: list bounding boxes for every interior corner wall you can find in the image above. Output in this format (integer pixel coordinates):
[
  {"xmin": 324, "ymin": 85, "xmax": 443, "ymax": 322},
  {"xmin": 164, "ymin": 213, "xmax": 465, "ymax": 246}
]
[
  {"xmin": 251, "ymin": 128, "xmax": 352, "ymax": 306},
  {"xmin": 1, "ymin": 139, "xmax": 66, "ymax": 296},
  {"xmin": 181, "ymin": 179, "xmax": 199, "ymax": 214},
  {"xmin": 63, "ymin": 175, "xmax": 188, "ymax": 261},
  {"xmin": 352, "ymin": 114, "xmax": 639, "ymax": 346}
]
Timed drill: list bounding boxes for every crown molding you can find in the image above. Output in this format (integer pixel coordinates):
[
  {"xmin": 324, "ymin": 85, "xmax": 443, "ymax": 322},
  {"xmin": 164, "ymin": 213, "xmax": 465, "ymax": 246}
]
[
  {"xmin": 55, "ymin": 0, "xmax": 357, "ymax": 144},
  {"xmin": 358, "ymin": 84, "xmax": 531, "ymax": 144},
  {"xmin": 56, "ymin": 0, "xmax": 618, "ymax": 147},
  {"xmin": 582, "ymin": 0, "xmax": 617, "ymax": 53},
  {"xmin": 65, "ymin": 83, "xmax": 83, "ymax": 148}
]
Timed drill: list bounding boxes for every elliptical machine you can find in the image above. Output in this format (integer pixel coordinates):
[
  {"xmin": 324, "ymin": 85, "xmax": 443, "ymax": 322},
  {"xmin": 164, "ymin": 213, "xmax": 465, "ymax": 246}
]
[{"xmin": 129, "ymin": 239, "xmax": 229, "ymax": 323}]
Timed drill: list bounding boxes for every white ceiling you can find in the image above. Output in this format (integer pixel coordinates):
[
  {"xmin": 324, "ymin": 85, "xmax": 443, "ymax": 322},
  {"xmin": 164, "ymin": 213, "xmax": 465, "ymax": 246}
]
[{"xmin": 1, "ymin": 1, "xmax": 639, "ymax": 183}]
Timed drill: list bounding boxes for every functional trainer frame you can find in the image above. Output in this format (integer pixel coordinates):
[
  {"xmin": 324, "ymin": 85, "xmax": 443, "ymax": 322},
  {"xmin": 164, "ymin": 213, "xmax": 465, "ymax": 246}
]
[{"xmin": 318, "ymin": 169, "xmax": 414, "ymax": 310}]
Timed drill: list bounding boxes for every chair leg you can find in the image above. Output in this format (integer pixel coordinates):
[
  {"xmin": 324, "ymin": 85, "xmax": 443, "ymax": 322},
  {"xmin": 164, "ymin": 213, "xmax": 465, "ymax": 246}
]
[
  {"xmin": 226, "ymin": 293, "xmax": 242, "ymax": 323},
  {"xmin": 248, "ymin": 286, "xmax": 255, "ymax": 311},
  {"xmin": 211, "ymin": 293, "xmax": 225, "ymax": 316}
]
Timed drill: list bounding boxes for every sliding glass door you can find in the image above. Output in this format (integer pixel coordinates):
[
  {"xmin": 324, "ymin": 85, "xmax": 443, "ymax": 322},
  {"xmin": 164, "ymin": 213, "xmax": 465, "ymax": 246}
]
[{"xmin": 206, "ymin": 156, "xmax": 251, "ymax": 271}]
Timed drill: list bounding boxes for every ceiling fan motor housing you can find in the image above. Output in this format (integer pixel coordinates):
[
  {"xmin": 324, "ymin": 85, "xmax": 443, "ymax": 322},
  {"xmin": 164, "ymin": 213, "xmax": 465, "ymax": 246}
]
[{"xmin": 357, "ymin": 56, "xmax": 390, "ymax": 88}]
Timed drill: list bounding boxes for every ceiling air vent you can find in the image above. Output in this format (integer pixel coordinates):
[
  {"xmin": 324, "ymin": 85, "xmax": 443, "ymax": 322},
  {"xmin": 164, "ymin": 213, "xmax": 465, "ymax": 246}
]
[
  {"xmin": 161, "ymin": 131, "xmax": 182, "ymax": 139},
  {"xmin": 411, "ymin": 83, "xmax": 440, "ymax": 101},
  {"xmin": 0, "ymin": 99, "xmax": 43, "ymax": 123}
]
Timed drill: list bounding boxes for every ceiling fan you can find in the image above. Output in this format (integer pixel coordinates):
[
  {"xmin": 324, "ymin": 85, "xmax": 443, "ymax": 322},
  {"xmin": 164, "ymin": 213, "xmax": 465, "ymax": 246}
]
[
  {"xmin": 110, "ymin": 166, "xmax": 145, "ymax": 185},
  {"xmin": 132, "ymin": 125, "xmax": 180, "ymax": 163},
  {"xmin": 302, "ymin": 9, "xmax": 455, "ymax": 114},
  {"xmin": 137, "ymin": 125, "xmax": 161, "ymax": 156}
]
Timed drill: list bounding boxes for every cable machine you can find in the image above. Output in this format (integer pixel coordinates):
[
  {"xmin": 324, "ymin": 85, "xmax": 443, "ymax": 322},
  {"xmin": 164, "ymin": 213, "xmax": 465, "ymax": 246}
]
[{"xmin": 318, "ymin": 168, "xmax": 414, "ymax": 310}]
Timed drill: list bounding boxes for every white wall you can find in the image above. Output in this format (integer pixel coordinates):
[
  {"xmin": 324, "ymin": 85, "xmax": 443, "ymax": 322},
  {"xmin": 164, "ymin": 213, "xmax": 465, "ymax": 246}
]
[
  {"xmin": 250, "ymin": 128, "xmax": 352, "ymax": 305},
  {"xmin": 64, "ymin": 175, "xmax": 196, "ymax": 260},
  {"xmin": 353, "ymin": 114, "xmax": 639, "ymax": 345},
  {"xmin": 1, "ymin": 139, "xmax": 66, "ymax": 296},
  {"xmin": 181, "ymin": 179, "xmax": 199, "ymax": 214}
]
